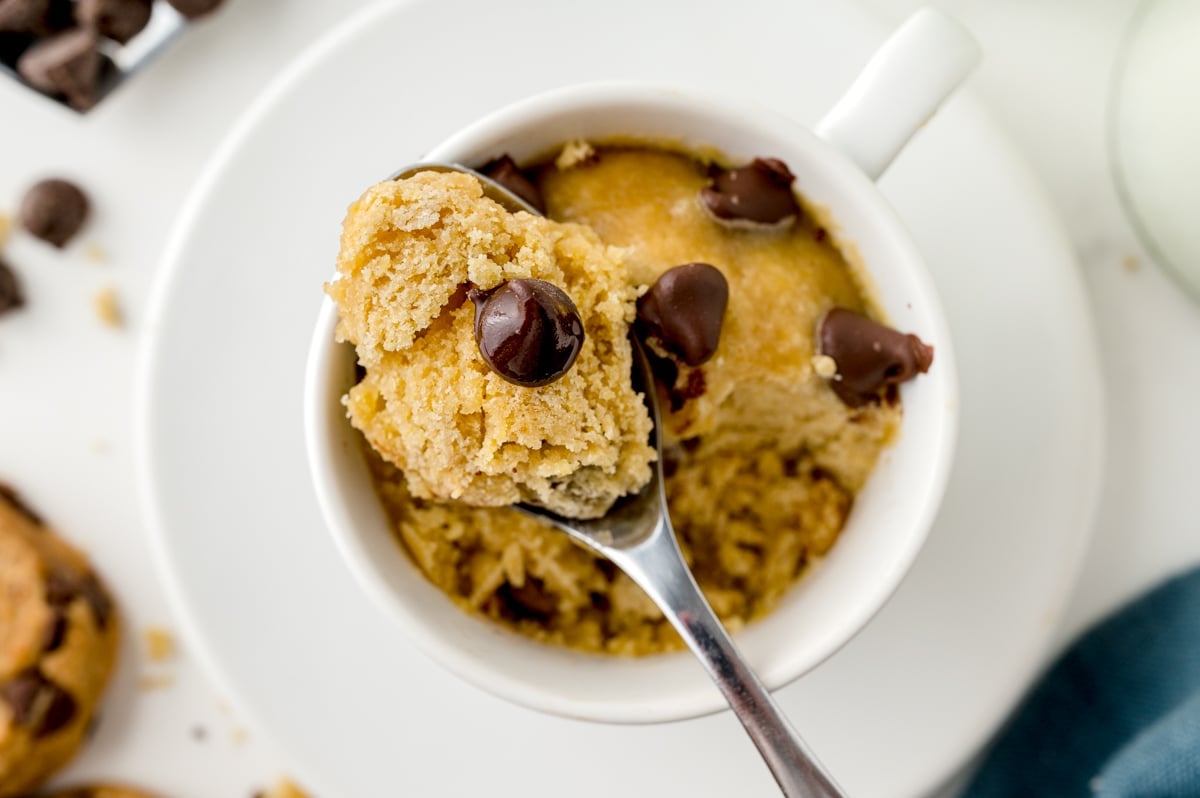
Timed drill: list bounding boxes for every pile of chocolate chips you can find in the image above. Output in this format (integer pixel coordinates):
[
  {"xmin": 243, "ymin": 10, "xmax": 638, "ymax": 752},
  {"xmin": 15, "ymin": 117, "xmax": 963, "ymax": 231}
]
[{"xmin": 0, "ymin": 0, "xmax": 225, "ymax": 110}]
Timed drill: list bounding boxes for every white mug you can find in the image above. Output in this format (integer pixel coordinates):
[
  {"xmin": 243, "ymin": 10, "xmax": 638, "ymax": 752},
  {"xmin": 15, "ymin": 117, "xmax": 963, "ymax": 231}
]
[{"xmin": 306, "ymin": 8, "xmax": 976, "ymax": 723}]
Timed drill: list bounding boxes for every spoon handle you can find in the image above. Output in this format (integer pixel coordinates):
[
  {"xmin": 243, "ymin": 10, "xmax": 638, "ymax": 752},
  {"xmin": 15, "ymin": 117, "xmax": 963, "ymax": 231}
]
[{"xmin": 609, "ymin": 513, "xmax": 846, "ymax": 798}]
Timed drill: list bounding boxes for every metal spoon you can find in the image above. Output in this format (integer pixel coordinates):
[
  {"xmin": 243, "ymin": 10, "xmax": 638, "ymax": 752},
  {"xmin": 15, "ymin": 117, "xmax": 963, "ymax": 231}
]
[{"xmin": 394, "ymin": 162, "xmax": 846, "ymax": 798}]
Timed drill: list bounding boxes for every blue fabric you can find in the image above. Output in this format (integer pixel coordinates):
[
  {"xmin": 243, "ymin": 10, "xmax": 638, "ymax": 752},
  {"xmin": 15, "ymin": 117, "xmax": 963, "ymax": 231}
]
[{"xmin": 964, "ymin": 566, "xmax": 1200, "ymax": 798}]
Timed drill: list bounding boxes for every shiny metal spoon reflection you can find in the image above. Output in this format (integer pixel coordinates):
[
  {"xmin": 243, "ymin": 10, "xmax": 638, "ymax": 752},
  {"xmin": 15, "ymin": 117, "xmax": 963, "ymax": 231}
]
[{"xmin": 393, "ymin": 161, "xmax": 846, "ymax": 798}]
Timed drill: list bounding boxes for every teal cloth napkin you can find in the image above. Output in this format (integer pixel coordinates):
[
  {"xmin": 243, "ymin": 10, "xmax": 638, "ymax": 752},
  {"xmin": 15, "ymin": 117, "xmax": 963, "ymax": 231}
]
[{"xmin": 964, "ymin": 566, "xmax": 1200, "ymax": 797}]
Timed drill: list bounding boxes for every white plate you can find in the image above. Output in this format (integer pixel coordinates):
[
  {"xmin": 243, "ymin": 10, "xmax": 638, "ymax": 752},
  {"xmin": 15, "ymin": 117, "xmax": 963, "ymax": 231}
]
[{"xmin": 135, "ymin": 1, "xmax": 1104, "ymax": 796}]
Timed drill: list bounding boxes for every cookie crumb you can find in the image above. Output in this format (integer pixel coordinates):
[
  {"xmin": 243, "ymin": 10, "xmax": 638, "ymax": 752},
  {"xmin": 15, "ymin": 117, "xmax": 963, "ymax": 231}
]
[
  {"xmin": 143, "ymin": 626, "xmax": 175, "ymax": 662},
  {"xmin": 93, "ymin": 286, "xmax": 123, "ymax": 328},
  {"xmin": 811, "ymin": 354, "xmax": 838, "ymax": 378},
  {"xmin": 1121, "ymin": 253, "xmax": 1140, "ymax": 273},
  {"xmin": 555, "ymin": 139, "xmax": 595, "ymax": 170},
  {"xmin": 0, "ymin": 213, "xmax": 11, "ymax": 247},
  {"xmin": 255, "ymin": 777, "xmax": 312, "ymax": 798},
  {"xmin": 231, "ymin": 726, "xmax": 249, "ymax": 745},
  {"xmin": 137, "ymin": 674, "xmax": 174, "ymax": 690},
  {"xmin": 85, "ymin": 243, "xmax": 107, "ymax": 264}
]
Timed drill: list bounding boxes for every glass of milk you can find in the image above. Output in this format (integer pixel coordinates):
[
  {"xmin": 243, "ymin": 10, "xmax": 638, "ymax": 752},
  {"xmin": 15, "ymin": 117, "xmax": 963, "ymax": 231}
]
[{"xmin": 1110, "ymin": 0, "xmax": 1200, "ymax": 301}]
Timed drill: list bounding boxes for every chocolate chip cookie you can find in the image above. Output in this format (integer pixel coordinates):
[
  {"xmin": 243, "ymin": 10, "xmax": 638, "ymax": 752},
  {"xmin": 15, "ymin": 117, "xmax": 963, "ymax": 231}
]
[{"xmin": 0, "ymin": 486, "xmax": 120, "ymax": 797}]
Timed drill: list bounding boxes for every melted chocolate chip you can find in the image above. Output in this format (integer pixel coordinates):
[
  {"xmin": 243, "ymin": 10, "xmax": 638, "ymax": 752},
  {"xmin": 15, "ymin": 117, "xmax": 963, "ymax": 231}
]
[
  {"xmin": 17, "ymin": 28, "xmax": 100, "ymax": 111},
  {"xmin": 469, "ymin": 278, "xmax": 584, "ymax": 387},
  {"xmin": 0, "ymin": 258, "xmax": 24, "ymax": 315},
  {"xmin": 478, "ymin": 154, "xmax": 544, "ymax": 214},
  {"xmin": 41, "ymin": 608, "xmax": 68, "ymax": 652},
  {"xmin": 19, "ymin": 178, "xmax": 89, "ymax": 247},
  {"xmin": 588, "ymin": 591, "xmax": 610, "ymax": 613},
  {"xmin": 679, "ymin": 369, "xmax": 706, "ymax": 402},
  {"xmin": 0, "ymin": 482, "xmax": 41, "ymax": 523},
  {"xmin": 700, "ymin": 158, "xmax": 800, "ymax": 226},
  {"xmin": 76, "ymin": 0, "xmax": 152, "ymax": 44},
  {"xmin": 495, "ymin": 577, "xmax": 557, "ymax": 623},
  {"xmin": 1, "ymin": 669, "xmax": 77, "ymax": 736},
  {"xmin": 818, "ymin": 308, "xmax": 934, "ymax": 407},
  {"xmin": 636, "ymin": 263, "xmax": 728, "ymax": 367},
  {"xmin": 45, "ymin": 570, "xmax": 113, "ymax": 630}
]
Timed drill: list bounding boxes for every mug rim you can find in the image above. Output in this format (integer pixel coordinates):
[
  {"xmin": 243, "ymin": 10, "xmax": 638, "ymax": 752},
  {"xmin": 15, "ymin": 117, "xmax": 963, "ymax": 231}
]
[{"xmin": 305, "ymin": 80, "xmax": 959, "ymax": 723}]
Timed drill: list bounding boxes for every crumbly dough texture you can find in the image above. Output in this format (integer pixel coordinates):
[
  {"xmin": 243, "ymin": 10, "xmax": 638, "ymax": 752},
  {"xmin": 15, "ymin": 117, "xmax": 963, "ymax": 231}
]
[
  {"xmin": 330, "ymin": 171, "xmax": 654, "ymax": 519},
  {"xmin": 359, "ymin": 146, "xmax": 899, "ymax": 655},
  {"xmin": 0, "ymin": 492, "xmax": 120, "ymax": 797}
]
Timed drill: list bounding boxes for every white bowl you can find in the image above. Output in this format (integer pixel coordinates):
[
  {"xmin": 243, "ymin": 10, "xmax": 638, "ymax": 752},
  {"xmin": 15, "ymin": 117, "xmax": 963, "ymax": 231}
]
[{"xmin": 305, "ymin": 10, "xmax": 974, "ymax": 724}]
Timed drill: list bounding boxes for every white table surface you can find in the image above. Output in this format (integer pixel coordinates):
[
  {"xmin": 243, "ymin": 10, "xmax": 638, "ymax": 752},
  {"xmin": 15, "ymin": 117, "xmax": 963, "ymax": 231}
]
[{"xmin": 1, "ymin": 1, "xmax": 1195, "ymax": 795}]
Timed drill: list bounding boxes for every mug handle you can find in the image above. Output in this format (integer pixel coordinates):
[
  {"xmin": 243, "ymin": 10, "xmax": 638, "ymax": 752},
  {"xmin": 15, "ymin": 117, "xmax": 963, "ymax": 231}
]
[{"xmin": 814, "ymin": 7, "xmax": 981, "ymax": 180}]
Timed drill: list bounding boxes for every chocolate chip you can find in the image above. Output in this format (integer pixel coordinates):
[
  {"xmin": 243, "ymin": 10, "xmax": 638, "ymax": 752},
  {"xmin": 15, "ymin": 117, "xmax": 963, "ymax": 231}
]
[
  {"xmin": 817, "ymin": 308, "xmax": 934, "ymax": 407},
  {"xmin": 76, "ymin": 0, "xmax": 152, "ymax": 44},
  {"xmin": 478, "ymin": 155, "xmax": 544, "ymax": 214},
  {"xmin": 1, "ymin": 670, "xmax": 77, "ymax": 736},
  {"xmin": 0, "ymin": 0, "xmax": 71, "ymax": 35},
  {"xmin": 636, "ymin": 263, "xmax": 728, "ymax": 367},
  {"xmin": 0, "ymin": 0, "xmax": 44, "ymax": 33},
  {"xmin": 495, "ymin": 577, "xmax": 557, "ymax": 623},
  {"xmin": 468, "ymin": 278, "xmax": 584, "ymax": 387},
  {"xmin": 0, "ymin": 258, "xmax": 24, "ymax": 316},
  {"xmin": 41, "ymin": 608, "xmax": 68, "ymax": 652},
  {"xmin": 700, "ymin": 158, "xmax": 800, "ymax": 226},
  {"xmin": 17, "ymin": 28, "xmax": 101, "ymax": 111},
  {"xmin": 0, "ymin": 483, "xmax": 41, "ymax": 524},
  {"xmin": 19, "ymin": 178, "xmax": 89, "ymax": 247},
  {"xmin": 679, "ymin": 369, "xmax": 706, "ymax": 401},
  {"xmin": 45, "ymin": 570, "xmax": 113, "ymax": 630},
  {"xmin": 164, "ymin": 0, "xmax": 222, "ymax": 18},
  {"xmin": 588, "ymin": 591, "xmax": 610, "ymax": 612}
]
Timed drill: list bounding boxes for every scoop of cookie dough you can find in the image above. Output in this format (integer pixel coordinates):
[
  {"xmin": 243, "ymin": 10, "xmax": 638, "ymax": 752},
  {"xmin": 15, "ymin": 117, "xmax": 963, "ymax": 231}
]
[
  {"xmin": 0, "ymin": 486, "xmax": 120, "ymax": 797},
  {"xmin": 329, "ymin": 171, "xmax": 654, "ymax": 519}
]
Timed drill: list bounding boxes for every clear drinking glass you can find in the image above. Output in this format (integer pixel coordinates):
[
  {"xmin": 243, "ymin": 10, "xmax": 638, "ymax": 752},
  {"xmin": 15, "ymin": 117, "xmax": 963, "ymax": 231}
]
[{"xmin": 1109, "ymin": 0, "xmax": 1200, "ymax": 301}]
